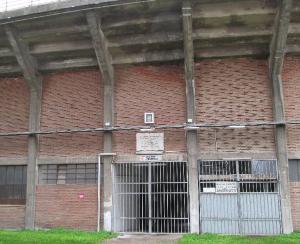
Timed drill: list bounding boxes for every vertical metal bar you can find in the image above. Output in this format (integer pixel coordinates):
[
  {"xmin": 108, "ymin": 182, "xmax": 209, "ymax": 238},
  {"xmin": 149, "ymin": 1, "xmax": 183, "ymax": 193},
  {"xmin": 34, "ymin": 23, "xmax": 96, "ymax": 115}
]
[
  {"xmin": 172, "ymin": 162, "xmax": 174, "ymax": 233},
  {"xmin": 129, "ymin": 164, "xmax": 131, "ymax": 232},
  {"xmin": 187, "ymin": 161, "xmax": 189, "ymax": 232},
  {"xmin": 164, "ymin": 162, "xmax": 166, "ymax": 233},
  {"xmin": 97, "ymin": 155, "xmax": 101, "ymax": 232},
  {"xmin": 122, "ymin": 164, "xmax": 125, "ymax": 232},
  {"xmin": 167, "ymin": 162, "xmax": 170, "ymax": 233},
  {"xmin": 236, "ymin": 160, "xmax": 242, "ymax": 234},
  {"xmin": 148, "ymin": 162, "xmax": 152, "ymax": 233},
  {"xmin": 276, "ymin": 158, "xmax": 283, "ymax": 234},
  {"xmin": 136, "ymin": 164, "xmax": 139, "ymax": 233},
  {"xmin": 170, "ymin": 162, "xmax": 173, "ymax": 233},
  {"xmin": 140, "ymin": 164, "xmax": 142, "ymax": 233},
  {"xmin": 176, "ymin": 162, "xmax": 179, "ymax": 233},
  {"xmin": 188, "ymin": 161, "xmax": 190, "ymax": 233},
  {"xmin": 160, "ymin": 162, "xmax": 162, "ymax": 233},
  {"xmin": 153, "ymin": 163, "xmax": 156, "ymax": 233},
  {"xmin": 180, "ymin": 162, "xmax": 185, "ymax": 232},
  {"xmin": 126, "ymin": 163, "xmax": 128, "ymax": 232},
  {"xmin": 141, "ymin": 164, "xmax": 146, "ymax": 232}
]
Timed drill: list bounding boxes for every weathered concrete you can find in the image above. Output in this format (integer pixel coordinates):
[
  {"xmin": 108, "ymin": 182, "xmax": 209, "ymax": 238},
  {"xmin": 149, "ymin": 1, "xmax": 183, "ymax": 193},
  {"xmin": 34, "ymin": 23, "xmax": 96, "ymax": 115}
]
[
  {"xmin": 269, "ymin": 0, "xmax": 294, "ymax": 234},
  {"xmin": 102, "ymin": 137, "xmax": 114, "ymax": 231},
  {"xmin": 87, "ymin": 11, "xmax": 115, "ymax": 231},
  {"xmin": 0, "ymin": 0, "xmax": 299, "ymax": 75},
  {"xmin": 186, "ymin": 130, "xmax": 199, "ymax": 233},
  {"xmin": 103, "ymin": 235, "xmax": 181, "ymax": 244},
  {"xmin": 5, "ymin": 24, "xmax": 43, "ymax": 230},
  {"xmin": 25, "ymin": 89, "xmax": 42, "ymax": 229},
  {"xmin": 183, "ymin": 0, "xmax": 199, "ymax": 234}
]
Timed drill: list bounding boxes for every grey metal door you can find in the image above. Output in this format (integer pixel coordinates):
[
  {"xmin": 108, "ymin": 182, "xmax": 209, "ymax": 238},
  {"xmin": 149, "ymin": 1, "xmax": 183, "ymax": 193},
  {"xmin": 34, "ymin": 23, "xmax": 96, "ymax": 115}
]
[
  {"xmin": 199, "ymin": 159, "xmax": 282, "ymax": 235},
  {"xmin": 113, "ymin": 161, "xmax": 189, "ymax": 233}
]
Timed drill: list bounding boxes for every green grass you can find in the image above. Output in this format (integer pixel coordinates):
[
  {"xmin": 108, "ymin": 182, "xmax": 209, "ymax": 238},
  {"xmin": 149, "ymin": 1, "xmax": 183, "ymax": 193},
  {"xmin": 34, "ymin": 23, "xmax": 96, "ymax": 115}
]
[
  {"xmin": 0, "ymin": 229, "xmax": 117, "ymax": 244},
  {"xmin": 180, "ymin": 232, "xmax": 300, "ymax": 244}
]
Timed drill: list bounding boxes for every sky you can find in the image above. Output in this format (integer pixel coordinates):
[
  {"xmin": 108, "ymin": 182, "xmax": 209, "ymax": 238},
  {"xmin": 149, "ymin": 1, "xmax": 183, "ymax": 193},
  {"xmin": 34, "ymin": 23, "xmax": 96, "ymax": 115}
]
[{"xmin": 0, "ymin": 0, "xmax": 65, "ymax": 12}]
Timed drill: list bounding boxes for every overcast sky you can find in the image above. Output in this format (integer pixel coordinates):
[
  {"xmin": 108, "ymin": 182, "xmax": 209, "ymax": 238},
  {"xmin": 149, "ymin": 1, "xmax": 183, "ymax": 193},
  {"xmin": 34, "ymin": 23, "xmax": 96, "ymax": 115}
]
[{"xmin": 0, "ymin": 0, "xmax": 64, "ymax": 12}]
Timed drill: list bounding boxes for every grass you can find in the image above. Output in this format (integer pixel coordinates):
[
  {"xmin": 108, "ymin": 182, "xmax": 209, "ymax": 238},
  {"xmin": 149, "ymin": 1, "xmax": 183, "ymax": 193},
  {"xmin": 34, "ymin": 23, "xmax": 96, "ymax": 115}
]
[
  {"xmin": 180, "ymin": 232, "xmax": 300, "ymax": 244},
  {"xmin": 0, "ymin": 228, "xmax": 117, "ymax": 244}
]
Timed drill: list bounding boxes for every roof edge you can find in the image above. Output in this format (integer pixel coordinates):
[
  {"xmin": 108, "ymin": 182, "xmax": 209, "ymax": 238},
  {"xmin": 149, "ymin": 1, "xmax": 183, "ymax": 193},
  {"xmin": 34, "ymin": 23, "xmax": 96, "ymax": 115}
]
[{"xmin": 0, "ymin": 0, "xmax": 150, "ymax": 24}]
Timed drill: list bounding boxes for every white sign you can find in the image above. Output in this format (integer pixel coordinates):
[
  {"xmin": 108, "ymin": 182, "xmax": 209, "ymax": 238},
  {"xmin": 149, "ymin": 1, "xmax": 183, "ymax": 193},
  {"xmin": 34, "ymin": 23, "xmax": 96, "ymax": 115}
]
[
  {"xmin": 136, "ymin": 133, "xmax": 164, "ymax": 154},
  {"xmin": 203, "ymin": 187, "xmax": 216, "ymax": 193},
  {"xmin": 215, "ymin": 182, "xmax": 238, "ymax": 194},
  {"xmin": 140, "ymin": 155, "xmax": 162, "ymax": 162}
]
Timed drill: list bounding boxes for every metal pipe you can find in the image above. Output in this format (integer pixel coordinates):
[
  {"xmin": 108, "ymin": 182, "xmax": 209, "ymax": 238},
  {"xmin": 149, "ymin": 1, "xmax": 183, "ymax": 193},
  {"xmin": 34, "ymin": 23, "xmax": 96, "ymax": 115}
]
[{"xmin": 97, "ymin": 153, "xmax": 101, "ymax": 232}]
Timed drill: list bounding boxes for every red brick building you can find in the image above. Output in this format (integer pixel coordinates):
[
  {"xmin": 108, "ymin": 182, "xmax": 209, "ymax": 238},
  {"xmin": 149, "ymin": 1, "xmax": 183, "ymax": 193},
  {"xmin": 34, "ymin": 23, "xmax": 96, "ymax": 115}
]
[{"xmin": 0, "ymin": 0, "xmax": 299, "ymax": 235}]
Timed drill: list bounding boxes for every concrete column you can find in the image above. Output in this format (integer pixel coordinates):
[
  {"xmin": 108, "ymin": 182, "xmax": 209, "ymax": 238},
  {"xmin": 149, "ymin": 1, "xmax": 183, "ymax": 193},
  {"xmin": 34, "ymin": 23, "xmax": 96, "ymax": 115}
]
[
  {"xmin": 272, "ymin": 76, "xmax": 293, "ymax": 234},
  {"xmin": 187, "ymin": 130, "xmax": 199, "ymax": 233},
  {"xmin": 182, "ymin": 0, "xmax": 200, "ymax": 233},
  {"xmin": 25, "ymin": 87, "xmax": 42, "ymax": 229},
  {"xmin": 5, "ymin": 25, "xmax": 42, "ymax": 229},
  {"xmin": 103, "ymin": 133, "xmax": 113, "ymax": 231},
  {"xmin": 86, "ymin": 11, "xmax": 115, "ymax": 231},
  {"xmin": 102, "ymin": 84, "xmax": 114, "ymax": 232},
  {"xmin": 268, "ymin": 0, "xmax": 293, "ymax": 234},
  {"xmin": 276, "ymin": 124, "xmax": 293, "ymax": 233}
]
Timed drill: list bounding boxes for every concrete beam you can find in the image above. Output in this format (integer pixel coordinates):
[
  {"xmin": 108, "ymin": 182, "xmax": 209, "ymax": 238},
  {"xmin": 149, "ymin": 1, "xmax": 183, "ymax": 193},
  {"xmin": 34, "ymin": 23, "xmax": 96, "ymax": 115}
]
[
  {"xmin": 113, "ymin": 49, "xmax": 183, "ymax": 64},
  {"xmin": 30, "ymin": 40, "xmax": 93, "ymax": 55},
  {"xmin": 102, "ymin": 13, "xmax": 180, "ymax": 36},
  {"xmin": 39, "ymin": 57, "xmax": 98, "ymax": 71},
  {"xmin": 5, "ymin": 25, "xmax": 42, "ymax": 230},
  {"xmin": 5, "ymin": 25, "xmax": 41, "ymax": 91},
  {"xmin": 269, "ymin": 0, "xmax": 293, "ymax": 234},
  {"xmin": 86, "ymin": 10, "xmax": 114, "ymax": 231},
  {"xmin": 86, "ymin": 11, "xmax": 113, "ymax": 86},
  {"xmin": 0, "ymin": 64, "xmax": 22, "ymax": 75},
  {"xmin": 195, "ymin": 45, "xmax": 268, "ymax": 59},
  {"xmin": 109, "ymin": 31, "xmax": 183, "ymax": 48},
  {"xmin": 183, "ymin": 0, "xmax": 199, "ymax": 234},
  {"xmin": 21, "ymin": 25, "xmax": 89, "ymax": 41}
]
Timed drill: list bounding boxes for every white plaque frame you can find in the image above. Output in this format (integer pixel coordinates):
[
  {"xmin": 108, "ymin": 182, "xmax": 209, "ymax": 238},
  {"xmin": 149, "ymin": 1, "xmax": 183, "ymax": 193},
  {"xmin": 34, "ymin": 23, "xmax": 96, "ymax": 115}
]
[{"xmin": 136, "ymin": 133, "xmax": 164, "ymax": 154}]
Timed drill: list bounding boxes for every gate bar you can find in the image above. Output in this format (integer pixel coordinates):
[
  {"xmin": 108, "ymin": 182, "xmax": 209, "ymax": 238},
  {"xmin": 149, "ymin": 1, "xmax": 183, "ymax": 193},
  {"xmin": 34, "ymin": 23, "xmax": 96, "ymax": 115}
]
[{"xmin": 148, "ymin": 162, "xmax": 152, "ymax": 233}]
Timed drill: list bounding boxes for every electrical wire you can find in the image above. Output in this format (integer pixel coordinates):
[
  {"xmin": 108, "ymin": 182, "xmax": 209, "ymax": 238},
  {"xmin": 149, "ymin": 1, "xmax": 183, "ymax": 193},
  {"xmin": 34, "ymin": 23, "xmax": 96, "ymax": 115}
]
[{"xmin": 0, "ymin": 119, "xmax": 300, "ymax": 137}]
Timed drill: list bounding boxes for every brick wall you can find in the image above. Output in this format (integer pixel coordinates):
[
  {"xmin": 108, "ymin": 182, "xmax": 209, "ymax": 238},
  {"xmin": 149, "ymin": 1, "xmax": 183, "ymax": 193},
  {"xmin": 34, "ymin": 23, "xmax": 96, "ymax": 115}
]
[
  {"xmin": 114, "ymin": 65, "xmax": 186, "ymax": 154},
  {"xmin": 1, "ymin": 59, "xmax": 300, "ymax": 231},
  {"xmin": 195, "ymin": 58, "xmax": 275, "ymax": 153},
  {"xmin": 283, "ymin": 57, "xmax": 300, "ymax": 153},
  {"xmin": 290, "ymin": 182, "xmax": 300, "ymax": 231},
  {"xmin": 35, "ymin": 185, "xmax": 98, "ymax": 231},
  {"xmin": 0, "ymin": 205, "xmax": 25, "ymax": 229},
  {"xmin": 0, "ymin": 77, "xmax": 29, "ymax": 158},
  {"xmin": 39, "ymin": 69, "xmax": 103, "ymax": 157}
]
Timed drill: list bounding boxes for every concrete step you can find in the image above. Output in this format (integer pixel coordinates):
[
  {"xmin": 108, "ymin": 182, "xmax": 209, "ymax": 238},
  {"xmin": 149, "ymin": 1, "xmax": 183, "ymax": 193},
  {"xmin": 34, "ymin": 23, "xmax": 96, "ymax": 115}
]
[{"xmin": 103, "ymin": 234, "xmax": 182, "ymax": 244}]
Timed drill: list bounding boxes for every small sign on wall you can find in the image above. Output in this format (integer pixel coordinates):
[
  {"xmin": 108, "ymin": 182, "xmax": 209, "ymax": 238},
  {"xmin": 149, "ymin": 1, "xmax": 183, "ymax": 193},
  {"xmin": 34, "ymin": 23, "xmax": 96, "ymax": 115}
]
[
  {"xmin": 203, "ymin": 187, "xmax": 216, "ymax": 193},
  {"xmin": 79, "ymin": 193, "xmax": 85, "ymax": 199},
  {"xmin": 140, "ymin": 155, "xmax": 163, "ymax": 162},
  {"xmin": 136, "ymin": 133, "xmax": 164, "ymax": 154},
  {"xmin": 215, "ymin": 182, "xmax": 238, "ymax": 194}
]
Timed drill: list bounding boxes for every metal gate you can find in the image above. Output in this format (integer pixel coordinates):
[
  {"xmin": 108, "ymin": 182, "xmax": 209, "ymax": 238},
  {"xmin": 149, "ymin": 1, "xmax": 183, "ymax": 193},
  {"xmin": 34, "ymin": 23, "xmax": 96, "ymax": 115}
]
[
  {"xmin": 113, "ymin": 161, "xmax": 189, "ymax": 233},
  {"xmin": 199, "ymin": 159, "xmax": 282, "ymax": 235}
]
